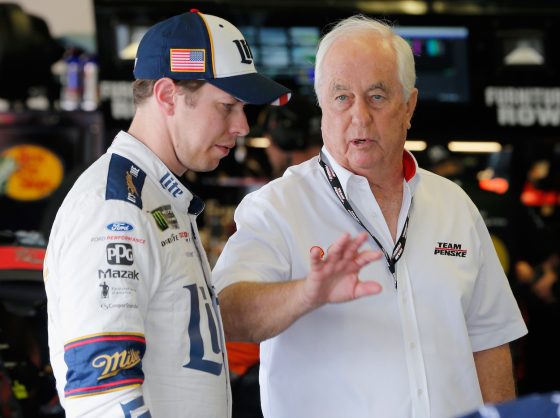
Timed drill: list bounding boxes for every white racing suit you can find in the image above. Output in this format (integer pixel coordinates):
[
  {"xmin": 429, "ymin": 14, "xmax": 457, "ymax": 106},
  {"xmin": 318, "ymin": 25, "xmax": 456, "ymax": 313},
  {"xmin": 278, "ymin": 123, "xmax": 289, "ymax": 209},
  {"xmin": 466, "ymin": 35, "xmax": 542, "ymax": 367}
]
[{"xmin": 44, "ymin": 131, "xmax": 230, "ymax": 417}]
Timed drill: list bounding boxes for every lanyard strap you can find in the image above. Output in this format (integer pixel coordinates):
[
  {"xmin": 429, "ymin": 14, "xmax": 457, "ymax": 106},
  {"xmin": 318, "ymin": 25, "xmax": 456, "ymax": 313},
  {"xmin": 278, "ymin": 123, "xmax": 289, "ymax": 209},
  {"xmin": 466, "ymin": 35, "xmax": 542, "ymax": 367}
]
[{"xmin": 318, "ymin": 153, "xmax": 410, "ymax": 288}]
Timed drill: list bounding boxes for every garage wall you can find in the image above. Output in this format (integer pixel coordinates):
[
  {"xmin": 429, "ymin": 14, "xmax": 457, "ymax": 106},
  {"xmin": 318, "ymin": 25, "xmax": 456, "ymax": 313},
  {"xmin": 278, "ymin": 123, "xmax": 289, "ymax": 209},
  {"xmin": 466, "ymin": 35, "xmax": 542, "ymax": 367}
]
[{"xmin": 0, "ymin": 0, "xmax": 95, "ymax": 37}]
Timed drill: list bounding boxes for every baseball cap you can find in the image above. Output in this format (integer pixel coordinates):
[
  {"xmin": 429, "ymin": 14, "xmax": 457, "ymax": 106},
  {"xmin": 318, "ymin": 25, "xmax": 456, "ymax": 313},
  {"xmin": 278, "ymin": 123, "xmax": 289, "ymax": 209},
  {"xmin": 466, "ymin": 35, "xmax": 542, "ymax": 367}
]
[{"xmin": 133, "ymin": 9, "xmax": 291, "ymax": 106}]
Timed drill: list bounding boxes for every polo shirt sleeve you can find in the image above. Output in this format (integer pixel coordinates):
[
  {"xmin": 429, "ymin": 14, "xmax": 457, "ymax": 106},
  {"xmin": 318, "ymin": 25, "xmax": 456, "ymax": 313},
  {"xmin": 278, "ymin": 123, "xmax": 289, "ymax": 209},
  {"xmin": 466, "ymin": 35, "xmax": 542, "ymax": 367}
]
[
  {"xmin": 465, "ymin": 208, "xmax": 528, "ymax": 352},
  {"xmin": 212, "ymin": 191, "xmax": 292, "ymax": 293}
]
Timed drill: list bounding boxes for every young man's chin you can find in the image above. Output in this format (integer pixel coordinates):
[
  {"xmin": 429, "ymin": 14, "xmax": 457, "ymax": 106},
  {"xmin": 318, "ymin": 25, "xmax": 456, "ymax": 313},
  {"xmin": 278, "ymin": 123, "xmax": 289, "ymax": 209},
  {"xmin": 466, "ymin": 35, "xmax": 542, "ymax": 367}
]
[{"xmin": 198, "ymin": 160, "xmax": 222, "ymax": 173}]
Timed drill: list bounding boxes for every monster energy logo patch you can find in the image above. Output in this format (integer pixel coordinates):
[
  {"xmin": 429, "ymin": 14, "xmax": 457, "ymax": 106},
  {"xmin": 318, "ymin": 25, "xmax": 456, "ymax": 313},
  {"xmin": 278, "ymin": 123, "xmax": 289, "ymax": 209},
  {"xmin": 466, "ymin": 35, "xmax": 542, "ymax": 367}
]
[
  {"xmin": 150, "ymin": 205, "xmax": 178, "ymax": 231},
  {"xmin": 151, "ymin": 211, "xmax": 168, "ymax": 231}
]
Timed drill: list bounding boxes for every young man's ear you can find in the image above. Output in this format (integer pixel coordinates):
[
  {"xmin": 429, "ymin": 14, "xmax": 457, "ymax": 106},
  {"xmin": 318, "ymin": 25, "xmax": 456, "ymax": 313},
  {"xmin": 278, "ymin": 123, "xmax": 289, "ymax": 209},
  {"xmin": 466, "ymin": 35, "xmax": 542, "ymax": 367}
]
[{"xmin": 153, "ymin": 78, "xmax": 177, "ymax": 115}]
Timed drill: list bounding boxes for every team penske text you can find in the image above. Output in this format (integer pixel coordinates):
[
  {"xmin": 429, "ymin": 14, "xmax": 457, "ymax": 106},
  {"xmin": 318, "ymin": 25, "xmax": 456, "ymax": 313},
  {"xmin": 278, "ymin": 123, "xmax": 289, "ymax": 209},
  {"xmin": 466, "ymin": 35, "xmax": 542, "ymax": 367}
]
[{"xmin": 434, "ymin": 242, "xmax": 467, "ymax": 257}]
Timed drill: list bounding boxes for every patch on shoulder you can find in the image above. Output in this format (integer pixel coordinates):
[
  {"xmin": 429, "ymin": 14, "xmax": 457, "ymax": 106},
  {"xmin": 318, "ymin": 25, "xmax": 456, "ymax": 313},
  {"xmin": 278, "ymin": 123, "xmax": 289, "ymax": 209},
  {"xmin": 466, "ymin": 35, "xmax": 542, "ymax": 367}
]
[{"xmin": 106, "ymin": 154, "xmax": 146, "ymax": 209}]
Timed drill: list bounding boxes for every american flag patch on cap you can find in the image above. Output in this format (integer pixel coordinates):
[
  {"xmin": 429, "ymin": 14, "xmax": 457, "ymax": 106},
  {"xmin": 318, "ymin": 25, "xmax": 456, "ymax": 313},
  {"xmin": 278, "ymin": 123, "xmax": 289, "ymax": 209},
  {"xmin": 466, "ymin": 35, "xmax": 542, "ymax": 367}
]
[{"xmin": 170, "ymin": 49, "xmax": 205, "ymax": 72}]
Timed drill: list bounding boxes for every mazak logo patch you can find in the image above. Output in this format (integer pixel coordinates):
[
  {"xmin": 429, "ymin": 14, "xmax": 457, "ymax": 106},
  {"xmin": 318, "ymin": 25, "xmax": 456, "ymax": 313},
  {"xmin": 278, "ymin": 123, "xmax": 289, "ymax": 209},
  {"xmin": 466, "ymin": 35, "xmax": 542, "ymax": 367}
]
[
  {"xmin": 434, "ymin": 242, "xmax": 467, "ymax": 258},
  {"xmin": 98, "ymin": 268, "xmax": 139, "ymax": 280}
]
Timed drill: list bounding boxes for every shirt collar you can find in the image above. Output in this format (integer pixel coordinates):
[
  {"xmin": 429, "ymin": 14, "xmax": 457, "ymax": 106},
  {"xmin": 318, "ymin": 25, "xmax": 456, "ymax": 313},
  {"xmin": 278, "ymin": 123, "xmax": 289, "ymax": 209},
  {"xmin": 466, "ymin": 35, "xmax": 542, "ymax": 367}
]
[
  {"xmin": 403, "ymin": 149, "xmax": 420, "ymax": 195},
  {"xmin": 320, "ymin": 146, "xmax": 420, "ymax": 194},
  {"xmin": 403, "ymin": 149, "xmax": 417, "ymax": 182},
  {"xmin": 109, "ymin": 131, "xmax": 196, "ymax": 209}
]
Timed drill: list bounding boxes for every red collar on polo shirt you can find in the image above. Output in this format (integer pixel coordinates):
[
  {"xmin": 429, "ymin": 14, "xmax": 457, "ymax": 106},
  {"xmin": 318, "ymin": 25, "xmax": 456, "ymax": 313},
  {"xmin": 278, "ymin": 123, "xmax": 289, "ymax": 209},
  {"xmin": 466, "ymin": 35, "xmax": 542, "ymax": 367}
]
[{"xmin": 403, "ymin": 150, "xmax": 417, "ymax": 182}]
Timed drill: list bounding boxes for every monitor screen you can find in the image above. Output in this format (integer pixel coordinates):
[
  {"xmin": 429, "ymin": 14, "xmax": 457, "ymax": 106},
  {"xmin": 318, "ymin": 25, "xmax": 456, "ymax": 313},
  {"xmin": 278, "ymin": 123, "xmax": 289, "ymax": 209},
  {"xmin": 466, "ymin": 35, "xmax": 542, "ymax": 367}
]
[
  {"xmin": 108, "ymin": 20, "xmax": 320, "ymax": 96},
  {"xmin": 259, "ymin": 27, "xmax": 289, "ymax": 46},
  {"xmin": 238, "ymin": 25, "xmax": 320, "ymax": 93},
  {"xmin": 95, "ymin": 3, "xmax": 471, "ymax": 107},
  {"xmin": 395, "ymin": 26, "xmax": 470, "ymax": 103}
]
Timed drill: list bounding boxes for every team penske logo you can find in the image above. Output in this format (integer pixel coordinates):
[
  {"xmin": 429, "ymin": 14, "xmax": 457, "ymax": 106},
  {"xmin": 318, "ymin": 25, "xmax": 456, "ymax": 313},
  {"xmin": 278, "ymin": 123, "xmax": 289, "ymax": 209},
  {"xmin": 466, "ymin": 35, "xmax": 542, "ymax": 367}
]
[
  {"xmin": 434, "ymin": 242, "xmax": 468, "ymax": 257},
  {"xmin": 93, "ymin": 348, "xmax": 141, "ymax": 380}
]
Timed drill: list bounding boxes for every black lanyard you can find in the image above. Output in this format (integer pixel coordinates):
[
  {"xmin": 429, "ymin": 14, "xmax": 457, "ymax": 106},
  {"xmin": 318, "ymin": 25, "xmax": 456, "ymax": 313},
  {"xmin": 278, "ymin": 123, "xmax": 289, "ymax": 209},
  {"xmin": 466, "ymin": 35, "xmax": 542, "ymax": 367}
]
[{"xmin": 318, "ymin": 153, "xmax": 411, "ymax": 288}]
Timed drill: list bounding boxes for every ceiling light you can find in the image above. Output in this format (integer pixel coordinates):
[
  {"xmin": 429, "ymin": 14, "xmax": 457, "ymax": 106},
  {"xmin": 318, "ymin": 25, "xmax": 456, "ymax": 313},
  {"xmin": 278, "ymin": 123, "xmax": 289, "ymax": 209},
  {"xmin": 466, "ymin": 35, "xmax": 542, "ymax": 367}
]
[
  {"xmin": 405, "ymin": 140, "xmax": 427, "ymax": 151},
  {"xmin": 356, "ymin": 0, "xmax": 427, "ymax": 15},
  {"xmin": 245, "ymin": 137, "xmax": 271, "ymax": 148},
  {"xmin": 448, "ymin": 141, "xmax": 502, "ymax": 153}
]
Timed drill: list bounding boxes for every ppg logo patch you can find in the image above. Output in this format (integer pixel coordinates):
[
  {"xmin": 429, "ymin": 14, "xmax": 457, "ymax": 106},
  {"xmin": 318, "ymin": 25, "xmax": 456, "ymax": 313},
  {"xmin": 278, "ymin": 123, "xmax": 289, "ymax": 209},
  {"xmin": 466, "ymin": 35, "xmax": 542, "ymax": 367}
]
[{"xmin": 106, "ymin": 243, "xmax": 134, "ymax": 265}]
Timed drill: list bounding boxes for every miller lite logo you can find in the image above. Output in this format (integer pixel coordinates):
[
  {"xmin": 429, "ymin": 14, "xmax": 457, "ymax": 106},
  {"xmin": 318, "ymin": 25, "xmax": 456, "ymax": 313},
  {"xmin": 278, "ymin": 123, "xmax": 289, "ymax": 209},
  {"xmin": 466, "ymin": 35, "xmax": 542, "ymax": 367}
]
[
  {"xmin": 232, "ymin": 39, "xmax": 253, "ymax": 65},
  {"xmin": 92, "ymin": 348, "xmax": 141, "ymax": 380},
  {"xmin": 160, "ymin": 172, "xmax": 184, "ymax": 198}
]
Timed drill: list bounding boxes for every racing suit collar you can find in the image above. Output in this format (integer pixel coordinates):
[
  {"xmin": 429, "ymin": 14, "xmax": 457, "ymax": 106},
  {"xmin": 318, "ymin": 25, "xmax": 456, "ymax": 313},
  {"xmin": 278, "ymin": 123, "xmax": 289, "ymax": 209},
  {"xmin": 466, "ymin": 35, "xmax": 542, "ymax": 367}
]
[{"xmin": 110, "ymin": 131, "xmax": 201, "ymax": 213}]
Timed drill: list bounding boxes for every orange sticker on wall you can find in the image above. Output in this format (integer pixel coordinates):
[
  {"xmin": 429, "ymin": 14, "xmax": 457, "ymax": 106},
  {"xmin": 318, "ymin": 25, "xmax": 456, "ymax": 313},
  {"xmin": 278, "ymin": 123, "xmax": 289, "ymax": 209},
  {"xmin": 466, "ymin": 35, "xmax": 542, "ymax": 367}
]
[{"xmin": 0, "ymin": 144, "xmax": 64, "ymax": 201}]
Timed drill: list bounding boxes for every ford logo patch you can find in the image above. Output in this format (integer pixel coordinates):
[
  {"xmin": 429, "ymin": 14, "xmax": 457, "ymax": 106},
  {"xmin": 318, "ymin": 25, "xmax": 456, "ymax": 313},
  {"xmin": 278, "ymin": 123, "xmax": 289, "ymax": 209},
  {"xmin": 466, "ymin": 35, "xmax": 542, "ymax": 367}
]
[{"xmin": 107, "ymin": 222, "xmax": 134, "ymax": 232}]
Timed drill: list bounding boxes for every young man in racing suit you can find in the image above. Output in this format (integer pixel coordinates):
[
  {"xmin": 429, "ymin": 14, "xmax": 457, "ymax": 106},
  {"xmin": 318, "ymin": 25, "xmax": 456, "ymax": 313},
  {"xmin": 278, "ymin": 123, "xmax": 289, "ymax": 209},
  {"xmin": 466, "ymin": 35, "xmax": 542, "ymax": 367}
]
[{"xmin": 43, "ymin": 10, "xmax": 290, "ymax": 417}]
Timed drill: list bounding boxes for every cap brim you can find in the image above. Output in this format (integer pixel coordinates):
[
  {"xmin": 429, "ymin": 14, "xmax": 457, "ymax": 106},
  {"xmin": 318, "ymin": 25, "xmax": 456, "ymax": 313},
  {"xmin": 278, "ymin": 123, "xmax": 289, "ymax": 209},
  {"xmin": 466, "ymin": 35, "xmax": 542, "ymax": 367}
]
[{"xmin": 207, "ymin": 73, "xmax": 291, "ymax": 106}]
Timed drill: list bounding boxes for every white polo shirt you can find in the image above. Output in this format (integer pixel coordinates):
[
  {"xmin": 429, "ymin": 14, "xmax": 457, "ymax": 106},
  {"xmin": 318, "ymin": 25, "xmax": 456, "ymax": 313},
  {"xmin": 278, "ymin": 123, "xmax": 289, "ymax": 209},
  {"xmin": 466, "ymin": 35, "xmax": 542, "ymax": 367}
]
[{"xmin": 213, "ymin": 148, "xmax": 527, "ymax": 418}]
